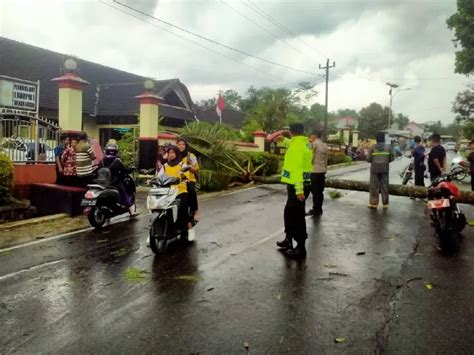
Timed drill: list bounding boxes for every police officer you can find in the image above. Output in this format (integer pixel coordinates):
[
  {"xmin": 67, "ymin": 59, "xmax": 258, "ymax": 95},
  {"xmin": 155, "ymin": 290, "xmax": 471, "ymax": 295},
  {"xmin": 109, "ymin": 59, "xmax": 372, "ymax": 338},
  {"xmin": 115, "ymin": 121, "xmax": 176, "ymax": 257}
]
[
  {"xmin": 367, "ymin": 132, "xmax": 394, "ymax": 209},
  {"xmin": 276, "ymin": 123, "xmax": 313, "ymax": 259}
]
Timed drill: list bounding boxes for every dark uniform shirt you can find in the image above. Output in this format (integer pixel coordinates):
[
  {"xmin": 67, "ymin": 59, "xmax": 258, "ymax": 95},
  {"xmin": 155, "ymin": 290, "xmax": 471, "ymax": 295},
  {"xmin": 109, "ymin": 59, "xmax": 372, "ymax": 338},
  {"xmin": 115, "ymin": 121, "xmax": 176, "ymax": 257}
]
[{"xmin": 428, "ymin": 145, "xmax": 446, "ymax": 178}]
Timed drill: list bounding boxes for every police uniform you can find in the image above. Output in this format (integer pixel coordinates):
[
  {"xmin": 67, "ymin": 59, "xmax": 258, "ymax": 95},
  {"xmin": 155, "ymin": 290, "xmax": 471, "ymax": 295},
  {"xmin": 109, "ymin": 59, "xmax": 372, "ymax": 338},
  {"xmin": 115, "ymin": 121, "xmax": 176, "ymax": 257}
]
[{"xmin": 280, "ymin": 136, "xmax": 313, "ymax": 245}]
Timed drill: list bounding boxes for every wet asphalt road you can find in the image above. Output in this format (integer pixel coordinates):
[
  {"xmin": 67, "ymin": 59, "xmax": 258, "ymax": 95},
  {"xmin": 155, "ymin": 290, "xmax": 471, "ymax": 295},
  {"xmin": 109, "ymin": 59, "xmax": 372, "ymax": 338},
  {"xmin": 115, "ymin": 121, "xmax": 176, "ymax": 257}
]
[{"xmin": 1, "ymin": 163, "xmax": 473, "ymax": 353}]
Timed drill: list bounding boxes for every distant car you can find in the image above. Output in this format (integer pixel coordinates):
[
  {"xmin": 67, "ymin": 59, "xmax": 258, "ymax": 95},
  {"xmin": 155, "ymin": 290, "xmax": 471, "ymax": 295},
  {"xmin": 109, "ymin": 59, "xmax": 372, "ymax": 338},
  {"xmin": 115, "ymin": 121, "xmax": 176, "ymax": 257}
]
[
  {"xmin": 1, "ymin": 137, "xmax": 54, "ymax": 162},
  {"xmin": 443, "ymin": 142, "xmax": 457, "ymax": 151}
]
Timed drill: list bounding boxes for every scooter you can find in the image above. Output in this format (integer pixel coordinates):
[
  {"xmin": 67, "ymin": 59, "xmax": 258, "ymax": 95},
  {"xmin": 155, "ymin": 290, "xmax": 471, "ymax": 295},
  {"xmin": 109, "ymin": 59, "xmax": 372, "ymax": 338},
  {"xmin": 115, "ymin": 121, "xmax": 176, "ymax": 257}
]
[
  {"xmin": 146, "ymin": 174, "xmax": 194, "ymax": 254},
  {"xmin": 81, "ymin": 168, "xmax": 136, "ymax": 228},
  {"xmin": 427, "ymin": 167, "xmax": 466, "ymax": 250}
]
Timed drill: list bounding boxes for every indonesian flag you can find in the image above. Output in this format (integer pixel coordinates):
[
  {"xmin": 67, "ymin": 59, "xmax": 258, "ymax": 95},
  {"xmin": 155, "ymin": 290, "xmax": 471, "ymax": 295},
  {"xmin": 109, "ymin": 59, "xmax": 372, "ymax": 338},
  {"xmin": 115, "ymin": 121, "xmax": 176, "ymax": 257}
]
[{"xmin": 216, "ymin": 94, "xmax": 225, "ymax": 124}]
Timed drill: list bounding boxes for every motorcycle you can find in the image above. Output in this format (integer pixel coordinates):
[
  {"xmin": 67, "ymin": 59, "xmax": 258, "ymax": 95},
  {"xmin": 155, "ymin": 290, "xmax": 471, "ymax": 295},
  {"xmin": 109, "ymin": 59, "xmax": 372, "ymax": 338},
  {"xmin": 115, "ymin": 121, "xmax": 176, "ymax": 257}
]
[
  {"xmin": 81, "ymin": 168, "xmax": 136, "ymax": 228},
  {"xmin": 427, "ymin": 167, "xmax": 466, "ymax": 249},
  {"xmin": 449, "ymin": 156, "xmax": 468, "ymax": 181},
  {"xmin": 146, "ymin": 174, "xmax": 194, "ymax": 254},
  {"xmin": 400, "ymin": 160, "xmax": 414, "ymax": 185}
]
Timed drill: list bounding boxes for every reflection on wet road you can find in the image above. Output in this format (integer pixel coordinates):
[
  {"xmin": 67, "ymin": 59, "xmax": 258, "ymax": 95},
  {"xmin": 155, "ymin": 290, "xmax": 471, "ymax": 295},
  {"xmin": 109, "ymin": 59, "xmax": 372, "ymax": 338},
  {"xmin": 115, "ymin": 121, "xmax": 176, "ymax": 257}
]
[{"xmin": 1, "ymin": 166, "xmax": 473, "ymax": 353}]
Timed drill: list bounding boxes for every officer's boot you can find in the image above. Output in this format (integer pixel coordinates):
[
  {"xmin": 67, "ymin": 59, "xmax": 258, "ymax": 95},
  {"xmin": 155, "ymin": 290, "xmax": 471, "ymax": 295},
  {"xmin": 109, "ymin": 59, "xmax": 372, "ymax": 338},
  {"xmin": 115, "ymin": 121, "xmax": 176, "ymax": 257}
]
[
  {"xmin": 286, "ymin": 240, "xmax": 306, "ymax": 259},
  {"xmin": 276, "ymin": 235, "xmax": 293, "ymax": 250}
]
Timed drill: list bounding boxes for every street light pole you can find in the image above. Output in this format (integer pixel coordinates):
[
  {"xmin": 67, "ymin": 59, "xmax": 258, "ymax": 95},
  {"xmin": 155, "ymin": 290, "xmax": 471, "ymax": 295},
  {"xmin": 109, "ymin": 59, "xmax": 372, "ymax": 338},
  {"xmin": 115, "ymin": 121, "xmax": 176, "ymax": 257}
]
[{"xmin": 386, "ymin": 82, "xmax": 399, "ymax": 131}]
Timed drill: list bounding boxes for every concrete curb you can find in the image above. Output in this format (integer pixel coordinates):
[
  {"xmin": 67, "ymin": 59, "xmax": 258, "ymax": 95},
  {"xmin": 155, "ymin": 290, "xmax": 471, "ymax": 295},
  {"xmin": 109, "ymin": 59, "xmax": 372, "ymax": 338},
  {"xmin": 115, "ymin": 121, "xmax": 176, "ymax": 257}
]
[{"xmin": 0, "ymin": 213, "xmax": 69, "ymax": 230}]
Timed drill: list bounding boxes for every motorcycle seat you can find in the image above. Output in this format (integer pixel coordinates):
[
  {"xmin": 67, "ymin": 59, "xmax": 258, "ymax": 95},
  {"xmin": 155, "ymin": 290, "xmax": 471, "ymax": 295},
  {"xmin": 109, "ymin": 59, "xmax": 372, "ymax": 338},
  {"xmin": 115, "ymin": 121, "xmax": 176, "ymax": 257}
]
[{"xmin": 87, "ymin": 184, "xmax": 118, "ymax": 190}]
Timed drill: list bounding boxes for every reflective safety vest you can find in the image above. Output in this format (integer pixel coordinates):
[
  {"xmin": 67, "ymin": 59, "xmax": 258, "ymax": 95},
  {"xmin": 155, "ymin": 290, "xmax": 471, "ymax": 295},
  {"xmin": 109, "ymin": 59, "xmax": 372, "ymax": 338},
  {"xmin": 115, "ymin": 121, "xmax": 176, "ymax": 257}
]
[
  {"xmin": 367, "ymin": 144, "xmax": 393, "ymax": 174},
  {"xmin": 281, "ymin": 136, "xmax": 313, "ymax": 194}
]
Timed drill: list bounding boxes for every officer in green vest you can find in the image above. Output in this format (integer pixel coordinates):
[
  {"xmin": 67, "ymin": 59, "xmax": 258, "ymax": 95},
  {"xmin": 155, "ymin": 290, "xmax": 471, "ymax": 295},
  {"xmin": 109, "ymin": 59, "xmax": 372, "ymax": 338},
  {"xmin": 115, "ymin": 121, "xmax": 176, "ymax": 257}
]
[
  {"xmin": 276, "ymin": 123, "xmax": 313, "ymax": 259},
  {"xmin": 367, "ymin": 132, "xmax": 394, "ymax": 208}
]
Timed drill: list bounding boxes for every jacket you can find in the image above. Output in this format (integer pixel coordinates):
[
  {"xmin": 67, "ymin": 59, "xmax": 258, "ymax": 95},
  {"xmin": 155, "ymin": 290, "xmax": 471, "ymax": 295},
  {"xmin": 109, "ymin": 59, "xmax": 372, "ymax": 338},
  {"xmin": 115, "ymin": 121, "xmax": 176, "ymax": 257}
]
[
  {"xmin": 367, "ymin": 143, "xmax": 394, "ymax": 173},
  {"xmin": 281, "ymin": 136, "xmax": 313, "ymax": 194},
  {"xmin": 312, "ymin": 139, "xmax": 328, "ymax": 173}
]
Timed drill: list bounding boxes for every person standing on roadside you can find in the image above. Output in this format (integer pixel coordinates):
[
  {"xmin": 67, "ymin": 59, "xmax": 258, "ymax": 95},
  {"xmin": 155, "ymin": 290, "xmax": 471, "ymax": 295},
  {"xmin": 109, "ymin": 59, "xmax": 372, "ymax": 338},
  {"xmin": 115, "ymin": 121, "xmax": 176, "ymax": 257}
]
[
  {"xmin": 428, "ymin": 134, "xmax": 446, "ymax": 182},
  {"xmin": 463, "ymin": 140, "xmax": 474, "ymax": 191},
  {"xmin": 412, "ymin": 135, "xmax": 426, "ymax": 187},
  {"xmin": 367, "ymin": 132, "xmax": 394, "ymax": 209},
  {"xmin": 76, "ymin": 132, "xmax": 96, "ymax": 187},
  {"xmin": 276, "ymin": 123, "xmax": 313, "ymax": 259},
  {"xmin": 306, "ymin": 129, "xmax": 328, "ymax": 217},
  {"xmin": 54, "ymin": 134, "xmax": 69, "ymax": 184},
  {"xmin": 62, "ymin": 137, "xmax": 78, "ymax": 186}
]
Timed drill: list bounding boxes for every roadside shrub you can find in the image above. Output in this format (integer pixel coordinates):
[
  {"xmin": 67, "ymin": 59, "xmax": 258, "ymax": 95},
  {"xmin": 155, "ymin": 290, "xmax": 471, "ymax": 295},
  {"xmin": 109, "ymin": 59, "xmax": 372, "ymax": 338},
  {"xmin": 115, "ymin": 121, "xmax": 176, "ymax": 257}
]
[
  {"xmin": 328, "ymin": 152, "xmax": 349, "ymax": 166},
  {"xmin": 0, "ymin": 153, "xmax": 14, "ymax": 205},
  {"xmin": 197, "ymin": 169, "xmax": 233, "ymax": 192},
  {"xmin": 245, "ymin": 152, "xmax": 280, "ymax": 176}
]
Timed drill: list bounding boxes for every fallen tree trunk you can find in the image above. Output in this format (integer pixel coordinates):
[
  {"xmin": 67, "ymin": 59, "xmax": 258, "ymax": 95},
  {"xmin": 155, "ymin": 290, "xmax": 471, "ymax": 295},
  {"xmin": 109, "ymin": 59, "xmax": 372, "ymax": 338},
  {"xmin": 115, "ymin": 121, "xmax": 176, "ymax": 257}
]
[{"xmin": 251, "ymin": 175, "xmax": 474, "ymax": 204}]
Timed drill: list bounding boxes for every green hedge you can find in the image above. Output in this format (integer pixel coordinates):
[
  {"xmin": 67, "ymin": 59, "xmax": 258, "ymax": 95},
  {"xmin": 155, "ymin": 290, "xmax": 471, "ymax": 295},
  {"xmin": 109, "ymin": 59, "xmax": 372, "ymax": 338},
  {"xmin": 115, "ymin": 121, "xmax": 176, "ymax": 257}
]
[
  {"xmin": 0, "ymin": 153, "xmax": 14, "ymax": 205},
  {"xmin": 328, "ymin": 152, "xmax": 352, "ymax": 166},
  {"xmin": 245, "ymin": 152, "xmax": 280, "ymax": 176},
  {"xmin": 198, "ymin": 169, "xmax": 233, "ymax": 192}
]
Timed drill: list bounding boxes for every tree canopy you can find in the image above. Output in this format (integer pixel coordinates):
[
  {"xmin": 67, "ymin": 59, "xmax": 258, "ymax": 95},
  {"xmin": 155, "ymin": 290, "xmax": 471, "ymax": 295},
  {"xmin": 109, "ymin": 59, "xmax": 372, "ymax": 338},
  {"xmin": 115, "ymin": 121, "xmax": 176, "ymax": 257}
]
[
  {"xmin": 447, "ymin": 0, "xmax": 474, "ymax": 75},
  {"xmin": 358, "ymin": 103, "xmax": 390, "ymax": 138}
]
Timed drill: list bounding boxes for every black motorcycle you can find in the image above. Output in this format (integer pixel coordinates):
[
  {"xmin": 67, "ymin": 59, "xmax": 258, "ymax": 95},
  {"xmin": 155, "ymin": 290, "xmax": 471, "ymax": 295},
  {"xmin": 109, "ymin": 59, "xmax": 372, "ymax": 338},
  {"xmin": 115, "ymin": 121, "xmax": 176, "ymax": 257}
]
[{"xmin": 81, "ymin": 168, "xmax": 136, "ymax": 228}]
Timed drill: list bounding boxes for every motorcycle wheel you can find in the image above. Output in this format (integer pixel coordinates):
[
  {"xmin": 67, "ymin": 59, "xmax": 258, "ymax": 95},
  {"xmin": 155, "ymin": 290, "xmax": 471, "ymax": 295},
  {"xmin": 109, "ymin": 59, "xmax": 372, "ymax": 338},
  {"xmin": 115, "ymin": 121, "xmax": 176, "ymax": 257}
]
[
  {"xmin": 88, "ymin": 207, "xmax": 106, "ymax": 228},
  {"xmin": 402, "ymin": 175, "xmax": 411, "ymax": 185},
  {"xmin": 455, "ymin": 213, "xmax": 467, "ymax": 233},
  {"xmin": 435, "ymin": 209, "xmax": 454, "ymax": 250},
  {"xmin": 150, "ymin": 217, "xmax": 168, "ymax": 255}
]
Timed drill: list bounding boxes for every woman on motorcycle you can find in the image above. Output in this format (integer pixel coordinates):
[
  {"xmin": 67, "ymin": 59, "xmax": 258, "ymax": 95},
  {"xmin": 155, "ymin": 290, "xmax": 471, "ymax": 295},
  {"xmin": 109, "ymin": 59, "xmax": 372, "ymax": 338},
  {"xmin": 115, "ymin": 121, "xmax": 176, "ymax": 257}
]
[
  {"xmin": 156, "ymin": 145, "xmax": 192, "ymax": 233},
  {"xmin": 176, "ymin": 138, "xmax": 200, "ymax": 222},
  {"xmin": 99, "ymin": 143, "xmax": 137, "ymax": 216}
]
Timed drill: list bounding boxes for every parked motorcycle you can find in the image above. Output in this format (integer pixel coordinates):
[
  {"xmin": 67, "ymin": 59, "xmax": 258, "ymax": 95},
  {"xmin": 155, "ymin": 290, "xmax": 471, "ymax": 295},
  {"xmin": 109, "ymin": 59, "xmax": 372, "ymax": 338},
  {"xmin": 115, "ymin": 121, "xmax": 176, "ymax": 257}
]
[
  {"xmin": 449, "ymin": 156, "xmax": 468, "ymax": 181},
  {"xmin": 146, "ymin": 175, "xmax": 193, "ymax": 254},
  {"xmin": 400, "ymin": 160, "xmax": 414, "ymax": 185},
  {"xmin": 81, "ymin": 168, "xmax": 136, "ymax": 228},
  {"xmin": 427, "ymin": 167, "xmax": 466, "ymax": 249}
]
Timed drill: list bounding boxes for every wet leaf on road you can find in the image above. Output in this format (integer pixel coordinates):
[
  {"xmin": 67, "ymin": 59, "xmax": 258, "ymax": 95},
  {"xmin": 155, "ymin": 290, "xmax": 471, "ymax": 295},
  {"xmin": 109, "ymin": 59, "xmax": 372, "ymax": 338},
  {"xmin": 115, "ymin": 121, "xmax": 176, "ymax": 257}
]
[
  {"xmin": 334, "ymin": 337, "xmax": 347, "ymax": 343},
  {"xmin": 0, "ymin": 250, "xmax": 11, "ymax": 256},
  {"xmin": 124, "ymin": 267, "xmax": 150, "ymax": 283},
  {"xmin": 175, "ymin": 275, "xmax": 203, "ymax": 282},
  {"xmin": 96, "ymin": 239, "xmax": 108, "ymax": 243},
  {"xmin": 424, "ymin": 281, "xmax": 433, "ymax": 290},
  {"xmin": 415, "ymin": 253, "xmax": 423, "ymax": 256},
  {"xmin": 111, "ymin": 247, "xmax": 129, "ymax": 257},
  {"xmin": 324, "ymin": 264, "xmax": 337, "ymax": 268},
  {"xmin": 243, "ymin": 341, "xmax": 250, "ymax": 351},
  {"xmin": 356, "ymin": 252, "xmax": 366, "ymax": 256},
  {"xmin": 329, "ymin": 190, "xmax": 343, "ymax": 199},
  {"xmin": 276, "ymin": 293, "xmax": 281, "ymax": 300},
  {"xmin": 207, "ymin": 287, "xmax": 215, "ymax": 292},
  {"xmin": 329, "ymin": 272, "xmax": 349, "ymax": 277}
]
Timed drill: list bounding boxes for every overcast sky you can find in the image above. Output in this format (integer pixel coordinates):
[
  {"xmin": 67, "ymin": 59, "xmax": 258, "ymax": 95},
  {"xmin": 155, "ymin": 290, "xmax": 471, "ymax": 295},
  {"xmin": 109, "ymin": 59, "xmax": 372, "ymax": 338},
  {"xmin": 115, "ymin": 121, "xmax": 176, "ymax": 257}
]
[{"xmin": 1, "ymin": 0, "xmax": 471, "ymax": 124}]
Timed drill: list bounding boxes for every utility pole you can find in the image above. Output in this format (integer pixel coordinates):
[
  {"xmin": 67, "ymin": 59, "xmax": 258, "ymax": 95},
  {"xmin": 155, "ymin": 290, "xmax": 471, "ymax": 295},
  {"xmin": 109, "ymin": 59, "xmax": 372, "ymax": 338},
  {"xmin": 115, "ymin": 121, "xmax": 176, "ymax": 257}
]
[
  {"xmin": 319, "ymin": 59, "xmax": 336, "ymax": 139},
  {"xmin": 386, "ymin": 82, "xmax": 399, "ymax": 131}
]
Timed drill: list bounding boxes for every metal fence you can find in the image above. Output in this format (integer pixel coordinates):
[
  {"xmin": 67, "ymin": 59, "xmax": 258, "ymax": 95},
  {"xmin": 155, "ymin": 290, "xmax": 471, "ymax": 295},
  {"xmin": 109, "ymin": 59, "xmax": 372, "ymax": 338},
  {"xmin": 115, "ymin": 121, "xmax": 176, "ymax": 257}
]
[{"xmin": 0, "ymin": 115, "xmax": 60, "ymax": 163}]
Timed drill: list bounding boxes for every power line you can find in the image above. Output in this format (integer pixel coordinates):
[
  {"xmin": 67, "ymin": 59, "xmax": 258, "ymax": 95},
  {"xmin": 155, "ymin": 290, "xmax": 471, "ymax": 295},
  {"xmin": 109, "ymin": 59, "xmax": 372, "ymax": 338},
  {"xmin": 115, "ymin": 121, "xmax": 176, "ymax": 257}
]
[
  {"xmin": 219, "ymin": 0, "xmax": 312, "ymax": 61},
  {"xmin": 100, "ymin": 1, "xmax": 282, "ymax": 82},
  {"xmin": 242, "ymin": 0, "xmax": 327, "ymax": 60},
  {"xmin": 111, "ymin": 0, "xmax": 320, "ymax": 76}
]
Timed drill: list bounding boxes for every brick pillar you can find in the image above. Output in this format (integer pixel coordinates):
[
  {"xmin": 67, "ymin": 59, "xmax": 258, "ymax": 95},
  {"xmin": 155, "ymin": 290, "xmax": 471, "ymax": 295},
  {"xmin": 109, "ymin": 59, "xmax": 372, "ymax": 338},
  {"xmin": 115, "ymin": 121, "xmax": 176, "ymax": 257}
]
[
  {"xmin": 135, "ymin": 90, "xmax": 163, "ymax": 171},
  {"xmin": 51, "ymin": 67, "xmax": 89, "ymax": 135},
  {"xmin": 253, "ymin": 130, "xmax": 266, "ymax": 152}
]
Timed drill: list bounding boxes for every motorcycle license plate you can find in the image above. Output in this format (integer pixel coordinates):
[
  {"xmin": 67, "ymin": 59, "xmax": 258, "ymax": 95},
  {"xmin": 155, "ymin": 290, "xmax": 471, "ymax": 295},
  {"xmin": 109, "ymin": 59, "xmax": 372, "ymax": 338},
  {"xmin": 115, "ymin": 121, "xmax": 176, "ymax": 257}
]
[
  {"xmin": 81, "ymin": 199, "xmax": 96, "ymax": 207},
  {"xmin": 427, "ymin": 199, "xmax": 450, "ymax": 209}
]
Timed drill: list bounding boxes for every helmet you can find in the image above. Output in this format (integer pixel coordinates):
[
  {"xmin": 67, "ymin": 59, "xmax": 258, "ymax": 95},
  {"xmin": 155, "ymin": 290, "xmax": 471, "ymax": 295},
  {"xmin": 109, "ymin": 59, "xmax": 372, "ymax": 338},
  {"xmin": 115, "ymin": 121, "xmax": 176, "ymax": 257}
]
[{"xmin": 105, "ymin": 143, "xmax": 119, "ymax": 156}]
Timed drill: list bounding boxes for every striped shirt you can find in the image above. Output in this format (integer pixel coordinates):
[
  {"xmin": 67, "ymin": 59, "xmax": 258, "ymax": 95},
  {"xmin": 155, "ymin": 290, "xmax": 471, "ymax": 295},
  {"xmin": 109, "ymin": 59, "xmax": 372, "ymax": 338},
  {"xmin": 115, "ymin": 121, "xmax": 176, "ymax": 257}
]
[{"xmin": 76, "ymin": 141, "xmax": 96, "ymax": 177}]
